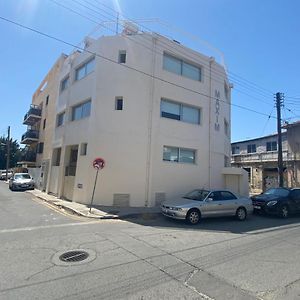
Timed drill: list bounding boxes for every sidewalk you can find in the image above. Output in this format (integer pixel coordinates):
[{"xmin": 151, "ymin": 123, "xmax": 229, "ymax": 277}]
[{"xmin": 27, "ymin": 189, "xmax": 161, "ymax": 220}]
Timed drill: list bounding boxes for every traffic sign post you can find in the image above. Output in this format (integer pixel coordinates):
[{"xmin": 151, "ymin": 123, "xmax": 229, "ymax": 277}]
[{"xmin": 89, "ymin": 158, "xmax": 105, "ymax": 213}]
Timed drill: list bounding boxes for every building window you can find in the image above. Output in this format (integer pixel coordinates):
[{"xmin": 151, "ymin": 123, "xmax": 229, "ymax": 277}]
[
  {"xmin": 57, "ymin": 112, "xmax": 65, "ymax": 127},
  {"xmin": 266, "ymin": 141, "xmax": 277, "ymax": 152},
  {"xmin": 115, "ymin": 97, "xmax": 123, "ymax": 110},
  {"xmin": 163, "ymin": 146, "xmax": 196, "ymax": 164},
  {"xmin": 71, "ymin": 100, "xmax": 91, "ymax": 121},
  {"xmin": 224, "ymin": 155, "xmax": 230, "ymax": 167},
  {"xmin": 161, "ymin": 99, "xmax": 200, "ymax": 124},
  {"xmin": 80, "ymin": 143, "xmax": 88, "ymax": 156},
  {"xmin": 224, "ymin": 119, "xmax": 229, "ymax": 137},
  {"xmin": 247, "ymin": 144, "xmax": 256, "ymax": 153},
  {"xmin": 118, "ymin": 50, "xmax": 126, "ymax": 63},
  {"xmin": 46, "ymin": 95, "xmax": 49, "ymax": 106},
  {"xmin": 232, "ymin": 146, "xmax": 240, "ymax": 155},
  {"xmin": 75, "ymin": 57, "xmax": 95, "ymax": 81},
  {"xmin": 43, "ymin": 119, "xmax": 46, "ymax": 129},
  {"xmin": 163, "ymin": 53, "xmax": 201, "ymax": 81},
  {"xmin": 61, "ymin": 76, "xmax": 69, "ymax": 92},
  {"xmin": 224, "ymin": 83, "xmax": 229, "ymax": 101},
  {"xmin": 52, "ymin": 148, "xmax": 61, "ymax": 166},
  {"xmin": 37, "ymin": 142, "xmax": 44, "ymax": 154}
]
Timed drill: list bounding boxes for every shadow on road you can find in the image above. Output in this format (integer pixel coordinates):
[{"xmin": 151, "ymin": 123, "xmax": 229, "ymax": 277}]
[{"xmin": 122, "ymin": 213, "xmax": 300, "ymax": 235}]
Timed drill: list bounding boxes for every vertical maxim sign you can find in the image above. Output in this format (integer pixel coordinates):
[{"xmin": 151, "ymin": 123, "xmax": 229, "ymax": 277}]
[{"xmin": 214, "ymin": 90, "xmax": 220, "ymax": 131}]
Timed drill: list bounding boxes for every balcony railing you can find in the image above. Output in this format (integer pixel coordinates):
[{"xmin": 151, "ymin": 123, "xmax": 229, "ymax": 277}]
[
  {"xmin": 21, "ymin": 130, "xmax": 39, "ymax": 144},
  {"xmin": 231, "ymin": 151, "xmax": 289, "ymax": 164},
  {"xmin": 23, "ymin": 104, "xmax": 42, "ymax": 125},
  {"xmin": 19, "ymin": 151, "xmax": 37, "ymax": 162}
]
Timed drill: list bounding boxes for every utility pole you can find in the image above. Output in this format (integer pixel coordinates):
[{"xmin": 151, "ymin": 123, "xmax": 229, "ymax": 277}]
[
  {"xmin": 275, "ymin": 92, "xmax": 284, "ymax": 187},
  {"xmin": 5, "ymin": 126, "xmax": 10, "ymax": 181}
]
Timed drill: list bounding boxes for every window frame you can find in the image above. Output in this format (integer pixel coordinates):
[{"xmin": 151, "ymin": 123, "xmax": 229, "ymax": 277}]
[
  {"xmin": 57, "ymin": 111, "xmax": 65, "ymax": 127},
  {"xmin": 60, "ymin": 75, "xmax": 70, "ymax": 92},
  {"xmin": 247, "ymin": 144, "xmax": 256, "ymax": 153},
  {"xmin": 161, "ymin": 98, "xmax": 201, "ymax": 125},
  {"xmin": 115, "ymin": 97, "xmax": 123, "ymax": 110},
  {"xmin": 71, "ymin": 100, "xmax": 92, "ymax": 121},
  {"xmin": 118, "ymin": 50, "xmax": 126, "ymax": 63},
  {"xmin": 75, "ymin": 57, "xmax": 95, "ymax": 81},
  {"xmin": 266, "ymin": 141, "xmax": 277, "ymax": 152},
  {"xmin": 163, "ymin": 53, "xmax": 202, "ymax": 82},
  {"xmin": 163, "ymin": 146, "xmax": 196, "ymax": 164}
]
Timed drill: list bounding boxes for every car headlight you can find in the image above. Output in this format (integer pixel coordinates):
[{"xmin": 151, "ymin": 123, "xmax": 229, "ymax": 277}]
[
  {"xmin": 169, "ymin": 207, "xmax": 183, "ymax": 211},
  {"xmin": 267, "ymin": 200, "xmax": 278, "ymax": 206}
]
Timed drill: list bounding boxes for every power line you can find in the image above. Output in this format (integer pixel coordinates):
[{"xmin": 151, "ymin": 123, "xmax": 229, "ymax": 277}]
[
  {"xmin": 261, "ymin": 108, "xmax": 274, "ymax": 136},
  {"xmin": 50, "ymin": 0, "xmax": 274, "ymax": 103},
  {"xmin": 0, "ymin": 15, "xmax": 277, "ymax": 120}
]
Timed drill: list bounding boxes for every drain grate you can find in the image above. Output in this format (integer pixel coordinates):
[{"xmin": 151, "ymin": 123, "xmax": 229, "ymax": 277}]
[{"xmin": 59, "ymin": 250, "xmax": 89, "ymax": 262}]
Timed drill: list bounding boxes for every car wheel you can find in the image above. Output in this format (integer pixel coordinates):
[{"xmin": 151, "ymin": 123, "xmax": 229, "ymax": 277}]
[
  {"xmin": 236, "ymin": 207, "xmax": 247, "ymax": 221},
  {"xmin": 279, "ymin": 205, "xmax": 289, "ymax": 218},
  {"xmin": 186, "ymin": 209, "xmax": 200, "ymax": 225}
]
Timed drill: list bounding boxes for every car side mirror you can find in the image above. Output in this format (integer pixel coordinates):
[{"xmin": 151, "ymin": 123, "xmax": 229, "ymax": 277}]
[{"xmin": 206, "ymin": 197, "xmax": 213, "ymax": 202}]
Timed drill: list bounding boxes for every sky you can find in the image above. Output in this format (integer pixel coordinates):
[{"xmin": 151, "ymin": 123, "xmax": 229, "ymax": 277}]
[{"xmin": 0, "ymin": 0, "xmax": 299, "ymax": 144}]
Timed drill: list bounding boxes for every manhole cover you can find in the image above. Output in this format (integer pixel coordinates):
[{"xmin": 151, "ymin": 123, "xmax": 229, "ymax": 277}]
[
  {"xmin": 52, "ymin": 249, "xmax": 96, "ymax": 266},
  {"xmin": 59, "ymin": 250, "xmax": 89, "ymax": 262}
]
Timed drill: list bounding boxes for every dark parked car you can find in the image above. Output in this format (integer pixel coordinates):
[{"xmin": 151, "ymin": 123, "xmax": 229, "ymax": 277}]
[{"xmin": 251, "ymin": 188, "xmax": 300, "ymax": 218}]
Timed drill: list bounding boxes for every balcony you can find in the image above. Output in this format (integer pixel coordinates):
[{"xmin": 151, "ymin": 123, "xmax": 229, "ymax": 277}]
[
  {"xmin": 23, "ymin": 105, "xmax": 42, "ymax": 125},
  {"xmin": 21, "ymin": 130, "xmax": 39, "ymax": 144},
  {"xmin": 231, "ymin": 150, "xmax": 289, "ymax": 164}
]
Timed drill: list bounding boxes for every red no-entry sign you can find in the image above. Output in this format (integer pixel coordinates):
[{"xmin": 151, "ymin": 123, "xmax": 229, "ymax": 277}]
[{"xmin": 93, "ymin": 157, "xmax": 105, "ymax": 170}]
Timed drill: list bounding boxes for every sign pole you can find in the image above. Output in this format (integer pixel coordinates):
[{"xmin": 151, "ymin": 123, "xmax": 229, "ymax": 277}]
[{"xmin": 89, "ymin": 168, "xmax": 99, "ymax": 213}]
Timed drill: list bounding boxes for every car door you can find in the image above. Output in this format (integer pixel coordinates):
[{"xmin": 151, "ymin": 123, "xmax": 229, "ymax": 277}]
[
  {"xmin": 219, "ymin": 191, "xmax": 239, "ymax": 215},
  {"xmin": 202, "ymin": 191, "xmax": 230, "ymax": 217},
  {"xmin": 290, "ymin": 189, "xmax": 300, "ymax": 212}
]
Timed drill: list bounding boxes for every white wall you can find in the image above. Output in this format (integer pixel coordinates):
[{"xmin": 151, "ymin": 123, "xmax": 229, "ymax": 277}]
[{"xmin": 49, "ymin": 33, "xmax": 231, "ymax": 207}]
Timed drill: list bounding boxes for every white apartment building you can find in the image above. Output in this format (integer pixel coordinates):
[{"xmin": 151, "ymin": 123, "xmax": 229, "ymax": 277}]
[{"xmin": 29, "ymin": 29, "xmax": 233, "ymax": 207}]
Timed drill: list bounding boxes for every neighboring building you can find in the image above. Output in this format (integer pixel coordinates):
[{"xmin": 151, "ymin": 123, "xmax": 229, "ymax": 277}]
[
  {"xmin": 22, "ymin": 28, "xmax": 234, "ymax": 207},
  {"xmin": 231, "ymin": 121, "xmax": 300, "ymax": 194},
  {"xmin": 20, "ymin": 55, "xmax": 67, "ymax": 190}
]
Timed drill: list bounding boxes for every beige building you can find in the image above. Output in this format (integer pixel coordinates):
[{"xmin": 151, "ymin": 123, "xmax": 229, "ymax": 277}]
[
  {"xmin": 21, "ymin": 55, "xmax": 67, "ymax": 190},
  {"xmin": 22, "ymin": 29, "xmax": 245, "ymax": 207},
  {"xmin": 231, "ymin": 121, "xmax": 300, "ymax": 194}
]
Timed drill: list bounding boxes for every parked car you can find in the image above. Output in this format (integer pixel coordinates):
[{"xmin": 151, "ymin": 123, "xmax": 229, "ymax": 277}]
[
  {"xmin": 9, "ymin": 173, "xmax": 35, "ymax": 191},
  {"xmin": 161, "ymin": 189, "xmax": 253, "ymax": 224},
  {"xmin": 0, "ymin": 170, "xmax": 13, "ymax": 180},
  {"xmin": 251, "ymin": 187, "xmax": 300, "ymax": 218}
]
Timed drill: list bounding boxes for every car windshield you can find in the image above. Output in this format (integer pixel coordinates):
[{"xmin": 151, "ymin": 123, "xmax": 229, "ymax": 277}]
[
  {"xmin": 183, "ymin": 190, "xmax": 210, "ymax": 201},
  {"xmin": 264, "ymin": 188, "xmax": 289, "ymax": 197},
  {"xmin": 15, "ymin": 174, "xmax": 31, "ymax": 180}
]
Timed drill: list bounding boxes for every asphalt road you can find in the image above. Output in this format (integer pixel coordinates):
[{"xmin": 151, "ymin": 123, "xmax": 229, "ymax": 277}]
[{"xmin": 0, "ymin": 181, "xmax": 300, "ymax": 300}]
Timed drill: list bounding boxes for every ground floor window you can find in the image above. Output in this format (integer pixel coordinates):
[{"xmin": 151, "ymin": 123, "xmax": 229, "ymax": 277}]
[{"xmin": 163, "ymin": 146, "xmax": 196, "ymax": 164}]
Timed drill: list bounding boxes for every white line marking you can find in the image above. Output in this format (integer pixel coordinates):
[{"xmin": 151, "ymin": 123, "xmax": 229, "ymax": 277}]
[{"xmin": 0, "ymin": 220, "xmax": 102, "ymax": 234}]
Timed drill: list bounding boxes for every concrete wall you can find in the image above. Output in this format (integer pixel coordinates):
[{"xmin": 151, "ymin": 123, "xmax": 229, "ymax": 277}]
[{"xmin": 49, "ymin": 33, "xmax": 231, "ymax": 207}]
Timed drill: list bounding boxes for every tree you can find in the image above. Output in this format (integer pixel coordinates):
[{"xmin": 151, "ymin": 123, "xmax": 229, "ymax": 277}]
[{"xmin": 0, "ymin": 136, "xmax": 23, "ymax": 169}]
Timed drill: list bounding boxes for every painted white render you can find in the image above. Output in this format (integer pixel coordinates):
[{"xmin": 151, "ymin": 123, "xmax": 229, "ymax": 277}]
[{"xmin": 47, "ymin": 32, "xmax": 231, "ymax": 207}]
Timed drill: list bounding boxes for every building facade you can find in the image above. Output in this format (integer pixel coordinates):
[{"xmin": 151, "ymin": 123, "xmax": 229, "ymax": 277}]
[
  {"xmin": 21, "ymin": 55, "xmax": 67, "ymax": 190},
  {"xmin": 231, "ymin": 121, "xmax": 300, "ymax": 194},
  {"xmin": 22, "ymin": 30, "xmax": 232, "ymax": 207}
]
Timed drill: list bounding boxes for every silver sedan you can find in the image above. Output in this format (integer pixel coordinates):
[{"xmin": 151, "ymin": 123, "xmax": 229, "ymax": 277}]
[{"xmin": 161, "ymin": 189, "xmax": 253, "ymax": 224}]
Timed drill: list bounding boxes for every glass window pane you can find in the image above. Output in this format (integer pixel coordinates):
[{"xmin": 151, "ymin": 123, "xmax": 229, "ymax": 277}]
[
  {"xmin": 161, "ymin": 100, "xmax": 180, "ymax": 120},
  {"xmin": 163, "ymin": 54, "xmax": 181, "ymax": 75},
  {"xmin": 82, "ymin": 101, "xmax": 91, "ymax": 118},
  {"xmin": 179, "ymin": 148, "xmax": 195, "ymax": 163},
  {"xmin": 72, "ymin": 106, "xmax": 82, "ymax": 120},
  {"xmin": 182, "ymin": 105, "xmax": 200, "ymax": 124},
  {"xmin": 163, "ymin": 146, "xmax": 179, "ymax": 162},
  {"xmin": 76, "ymin": 66, "xmax": 85, "ymax": 81},
  {"xmin": 182, "ymin": 62, "xmax": 201, "ymax": 81},
  {"xmin": 86, "ymin": 58, "xmax": 95, "ymax": 75}
]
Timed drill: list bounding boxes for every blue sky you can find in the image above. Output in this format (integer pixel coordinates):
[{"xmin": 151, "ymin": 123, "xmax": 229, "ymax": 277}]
[{"xmin": 0, "ymin": 0, "xmax": 299, "ymax": 143}]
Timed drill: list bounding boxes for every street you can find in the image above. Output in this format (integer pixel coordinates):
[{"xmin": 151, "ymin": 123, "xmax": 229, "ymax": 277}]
[{"xmin": 0, "ymin": 181, "xmax": 300, "ymax": 300}]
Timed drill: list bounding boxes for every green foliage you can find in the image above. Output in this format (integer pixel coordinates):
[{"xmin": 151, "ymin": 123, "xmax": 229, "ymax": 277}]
[{"xmin": 0, "ymin": 136, "xmax": 23, "ymax": 169}]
